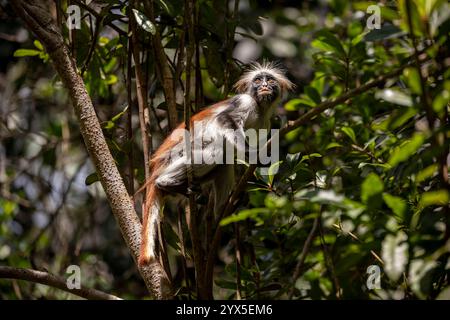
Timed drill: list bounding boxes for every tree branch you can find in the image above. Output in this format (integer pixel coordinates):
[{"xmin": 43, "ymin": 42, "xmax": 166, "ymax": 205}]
[
  {"xmin": 0, "ymin": 266, "xmax": 121, "ymax": 300},
  {"xmin": 10, "ymin": 0, "xmax": 170, "ymax": 299}
]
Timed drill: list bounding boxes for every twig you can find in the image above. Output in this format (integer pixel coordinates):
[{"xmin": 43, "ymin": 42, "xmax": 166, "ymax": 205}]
[
  {"xmin": 80, "ymin": 11, "xmax": 102, "ymax": 76},
  {"xmin": 129, "ymin": 0, "xmax": 151, "ymax": 181},
  {"xmin": 333, "ymin": 222, "xmax": 384, "ymax": 264},
  {"xmin": 288, "ymin": 215, "xmax": 320, "ymax": 299},
  {"xmin": 0, "ymin": 266, "xmax": 121, "ymax": 300},
  {"xmin": 177, "ymin": 206, "xmax": 191, "ymax": 299},
  {"xmin": 29, "ymin": 159, "xmax": 87, "ymax": 267},
  {"xmin": 319, "ymin": 220, "xmax": 341, "ymax": 299},
  {"xmin": 234, "ymin": 223, "xmax": 243, "ymax": 299},
  {"xmin": 143, "ymin": 0, "xmax": 178, "ymax": 130}
]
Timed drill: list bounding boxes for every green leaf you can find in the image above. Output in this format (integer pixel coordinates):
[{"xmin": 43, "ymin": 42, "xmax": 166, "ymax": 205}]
[
  {"xmin": 388, "ymin": 133, "xmax": 425, "ymax": 167},
  {"xmin": 312, "ymin": 30, "xmax": 347, "ymax": 60},
  {"xmin": 415, "ymin": 164, "xmax": 438, "ymax": 183},
  {"xmin": 13, "ymin": 49, "xmax": 40, "ymax": 57},
  {"xmin": 268, "ymin": 161, "xmax": 283, "ymax": 186},
  {"xmin": 157, "ymin": 0, "xmax": 174, "ymax": 16},
  {"xmin": 361, "ymin": 173, "xmax": 384, "ymax": 203},
  {"xmin": 33, "ymin": 40, "xmax": 44, "ymax": 51},
  {"xmin": 305, "ymin": 86, "xmax": 321, "ymax": 104},
  {"xmin": 111, "ymin": 105, "xmax": 129, "ymax": 122},
  {"xmin": 325, "ymin": 142, "xmax": 342, "ymax": 150},
  {"xmin": 132, "ymin": 9, "xmax": 156, "ymax": 35},
  {"xmin": 103, "ymin": 121, "xmax": 115, "ymax": 130},
  {"xmin": 403, "ymin": 67, "xmax": 422, "ymax": 95},
  {"xmin": 364, "ymin": 24, "xmax": 404, "ymax": 41},
  {"xmin": 375, "ymin": 89, "xmax": 413, "ymax": 106},
  {"xmin": 381, "ymin": 231, "xmax": 409, "ymax": 281},
  {"xmin": 409, "ymin": 259, "xmax": 437, "ymax": 299},
  {"xmin": 341, "ymin": 126, "xmax": 357, "ymax": 143},
  {"xmin": 301, "ymin": 153, "xmax": 322, "ymax": 162},
  {"xmin": 85, "ymin": 172, "xmax": 99, "ymax": 185},
  {"xmin": 383, "ymin": 193, "xmax": 407, "ymax": 219},
  {"xmin": 219, "ymin": 208, "xmax": 270, "ymax": 226},
  {"xmin": 106, "ymin": 74, "xmax": 118, "ymax": 85},
  {"xmin": 419, "ymin": 190, "xmax": 449, "ymax": 208},
  {"xmin": 432, "ymin": 89, "xmax": 450, "ymax": 113},
  {"xmin": 284, "ymin": 99, "xmax": 302, "ymax": 111}
]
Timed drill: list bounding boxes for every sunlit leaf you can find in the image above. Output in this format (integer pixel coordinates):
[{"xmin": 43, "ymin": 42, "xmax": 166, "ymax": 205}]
[
  {"xmin": 375, "ymin": 89, "xmax": 413, "ymax": 106},
  {"xmin": 361, "ymin": 173, "xmax": 384, "ymax": 203},
  {"xmin": 383, "ymin": 193, "xmax": 407, "ymax": 219},
  {"xmin": 341, "ymin": 126, "xmax": 357, "ymax": 143},
  {"xmin": 33, "ymin": 40, "xmax": 44, "ymax": 51},
  {"xmin": 415, "ymin": 164, "xmax": 438, "ymax": 183},
  {"xmin": 419, "ymin": 190, "xmax": 449, "ymax": 208},
  {"xmin": 403, "ymin": 67, "xmax": 422, "ymax": 95},
  {"xmin": 388, "ymin": 133, "xmax": 425, "ymax": 167},
  {"xmin": 268, "ymin": 161, "xmax": 283, "ymax": 186},
  {"xmin": 312, "ymin": 30, "xmax": 347, "ymax": 60},
  {"xmin": 219, "ymin": 208, "xmax": 270, "ymax": 226},
  {"xmin": 409, "ymin": 259, "xmax": 437, "ymax": 299},
  {"xmin": 132, "ymin": 9, "xmax": 156, "ymax": 34},
  {"xmin": 13, "ymin": 49, "xmax": 40, "ymax": 57}
]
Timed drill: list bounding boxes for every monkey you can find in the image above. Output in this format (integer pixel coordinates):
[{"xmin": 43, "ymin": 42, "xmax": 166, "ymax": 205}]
[{"xmin": 139, "ymin": 62, "xmax": 294, "ymax": 266}]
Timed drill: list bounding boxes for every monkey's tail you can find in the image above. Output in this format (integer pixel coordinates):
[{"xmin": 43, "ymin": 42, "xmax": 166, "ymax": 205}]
[{"xmin": 139, "ymin": 183, "xmax": 162, "ymax": 266}]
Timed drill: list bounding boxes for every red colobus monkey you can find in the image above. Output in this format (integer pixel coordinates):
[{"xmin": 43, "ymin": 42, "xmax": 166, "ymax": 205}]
[{"xmin": 139, "ymin": 62, "xmax": 294, "ymax": 266}]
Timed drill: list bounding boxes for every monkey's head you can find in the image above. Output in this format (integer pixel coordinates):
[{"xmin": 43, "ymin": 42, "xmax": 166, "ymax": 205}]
[{"xmin": 233, "ymin": 62, "xmax": 295, "ymax": 105}]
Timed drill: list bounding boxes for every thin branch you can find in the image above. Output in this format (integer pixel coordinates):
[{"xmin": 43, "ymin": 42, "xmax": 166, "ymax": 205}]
[
  {"xmin": 0, "ymin": 266, "xmax": 121, "ymax": 300},
  {"xmin": 288, "ymin": 215, "xmax": 320, "ymax": 299},
  {"xmin": 129, "ymin": 0, "xmax": 151, "ymax": 181},
  {"xmin": 81, "ymin": 11, "xmax": 102, "ymax": 77},
  {"xmin": 143, "ymin": 0, "xmax": 178, "ymax": 130},
  {"xmin": 234, "ymin": 223, "xmax": 243, "ymax": 299},
  {"xmin": 177, "ymin": 206, "xmax": 191, "ymax": 299},
  {"xmin": 319, "ymin": 220, "xmax": 341, "ymax": 299}
]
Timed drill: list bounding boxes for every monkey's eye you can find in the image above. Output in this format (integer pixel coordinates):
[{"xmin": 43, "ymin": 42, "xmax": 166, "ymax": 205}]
[
  {"xmin": 254, "ymin": 78, "xmax": 262, "ymax": 84},
  {"xmin": 268, "ymin": 79, "xmax": 276, "ymax": 85}
]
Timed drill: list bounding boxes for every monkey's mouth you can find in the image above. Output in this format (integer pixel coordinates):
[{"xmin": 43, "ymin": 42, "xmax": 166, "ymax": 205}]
[{"xmin": 258, "ymin": 88, "xmax": 272, "ymax": 95}]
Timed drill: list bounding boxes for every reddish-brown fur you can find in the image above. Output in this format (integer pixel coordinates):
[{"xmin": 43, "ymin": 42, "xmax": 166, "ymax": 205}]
[{"xmin": 138, "ymin": 100, "xmax": 227, "ymax": 266}]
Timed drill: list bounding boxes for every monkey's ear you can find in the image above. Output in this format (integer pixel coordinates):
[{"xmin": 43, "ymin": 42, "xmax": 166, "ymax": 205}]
[
  {"xmin": 233, "ymin": 77, "xmax": 250, "ymax": 94},
  {"xmin": 279, "ymin": 77, "xmax": 296, "ymax": 95}
]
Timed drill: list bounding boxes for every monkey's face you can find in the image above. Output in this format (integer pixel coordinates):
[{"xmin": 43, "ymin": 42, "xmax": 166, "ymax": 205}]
[{"xmin": 250, "ymin": 72, "xmax": 280, "ymax": 104}]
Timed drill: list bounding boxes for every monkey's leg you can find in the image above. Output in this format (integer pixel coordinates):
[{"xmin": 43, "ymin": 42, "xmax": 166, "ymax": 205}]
[
  {"xmin": 155, "ymin": 157, "xmax": 189, "ymax": 194},
  {"xmin": 212, "ymin": 164, "xmax": 235, "ymax": 215}
]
